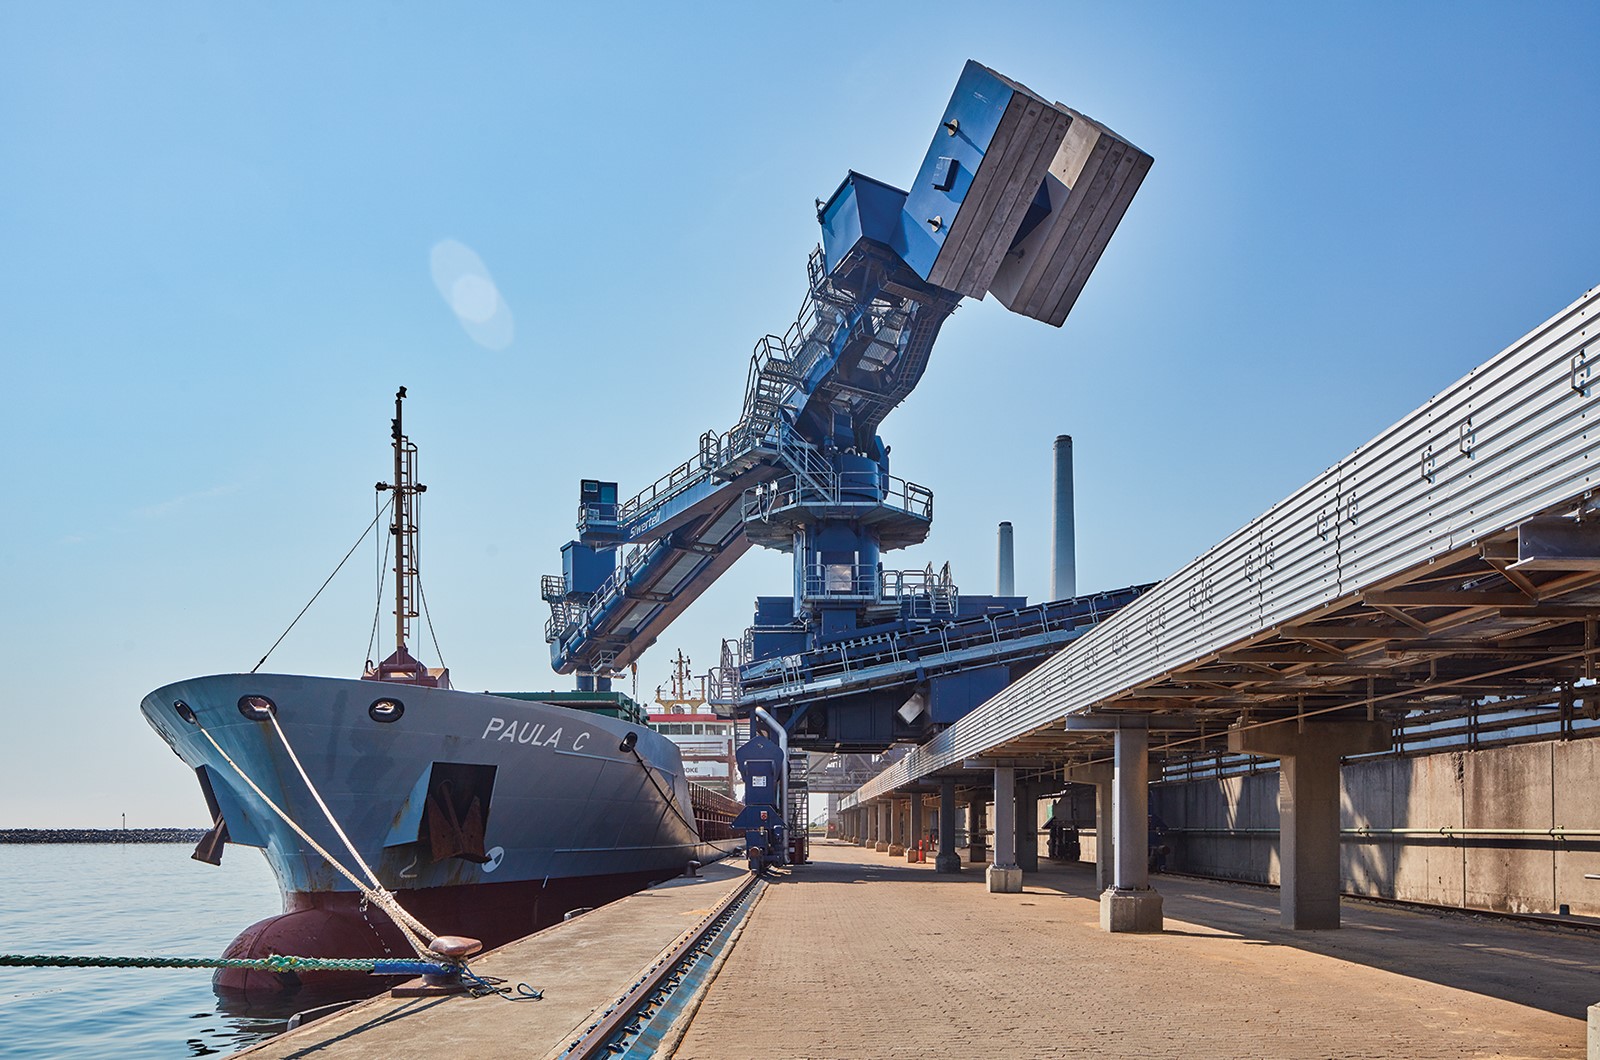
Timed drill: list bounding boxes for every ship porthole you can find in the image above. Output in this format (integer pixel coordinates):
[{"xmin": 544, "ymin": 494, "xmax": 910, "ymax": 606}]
[
  {"xmin": 173, "ymin": 700, "xmax": 197, "ymax": 725},
  {"xmin": 369, "ymin": 698, "xmax": 404, "ymax": 723},
  {"xmin": 237, "ymin": 694, "xmax": 276, "ymax": 721}
]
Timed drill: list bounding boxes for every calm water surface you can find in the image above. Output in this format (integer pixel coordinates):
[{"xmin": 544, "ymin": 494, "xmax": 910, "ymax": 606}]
[{"xmin": 0, "ymin": 843, "xmax": 290, "ymax": 1058}]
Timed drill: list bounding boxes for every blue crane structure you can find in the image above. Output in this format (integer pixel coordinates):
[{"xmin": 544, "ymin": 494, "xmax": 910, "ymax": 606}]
[{"xmin": 543, "ymin": 62, "xmax": 1154, "ymax": 750}]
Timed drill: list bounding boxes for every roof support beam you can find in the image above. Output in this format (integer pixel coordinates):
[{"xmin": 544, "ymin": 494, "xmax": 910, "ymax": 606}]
[{"xmin": 1361, "ymin": 589, "xmax": 1533, "ymax": 608}]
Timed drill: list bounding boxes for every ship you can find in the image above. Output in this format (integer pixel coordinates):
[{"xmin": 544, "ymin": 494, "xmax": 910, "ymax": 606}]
[
  {"xmin": 647, "ymin": 650, "xmax": 745, "ymax": 798},
  {"xmin": 139, "ymin": 389, "xmax": 741, "ymax": 999}
]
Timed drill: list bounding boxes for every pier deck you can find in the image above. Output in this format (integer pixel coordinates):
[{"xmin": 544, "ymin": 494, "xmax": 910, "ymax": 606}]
[
  {"xmin": 236, "ymin": 860, "xmax": 749, "ymax": 1060},
  {"xmin": 243, "ymin": 842, "xmax": 1593, "ymax": 1058},
  {"xmin": 676, "ymin": 842, "xmax": 1588, "ymax": 1059}
]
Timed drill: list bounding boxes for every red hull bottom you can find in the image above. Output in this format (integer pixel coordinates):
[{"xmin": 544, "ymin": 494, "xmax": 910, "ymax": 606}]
[{"xmin": 216, "ymin": 867, "xmax": 674, "ymax": 1000}]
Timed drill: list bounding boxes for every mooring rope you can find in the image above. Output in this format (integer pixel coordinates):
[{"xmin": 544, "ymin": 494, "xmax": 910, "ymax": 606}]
[
  {"xmin": 6, "ymin": 710, "xmax": 555, "ymax": 1003},
  {"xmin": 195, "ymin": 724, "xmax": 435, "ymax": 957},
  {"xmin": 0, "ymin": 954, "xmax": 433, "ymax": 972},
  {"xmin": 262, "ymin": 712, "xmax": 439, "ymax": 950},
  {"xmin": 0, "ymin": 954, "xmax": 544, "ymax": 1001},
  {"xmin": 623, "ymin": 746, "xmax": 743, "ymax": 855}
]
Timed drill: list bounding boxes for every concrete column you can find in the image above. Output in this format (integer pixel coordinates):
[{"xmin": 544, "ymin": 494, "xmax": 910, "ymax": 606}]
[
  {"xmin": 1015, "ymin": 782, "xmax": 1040, "ymax": 873},
  {"xmin": 907, "ymin": 793, "xmax": 925, "ymax": 861},
  {"xmin": 988, "ymin": 766, "xmax": 1023, "ymax": 892},
  {"xmin": 1112, "ymin": 730, "xmax": 1148, "ymax": 890},
  {"xmin": 966, "ymin": 798, "xmax": 988, "ymax": 864},
  {"xmin": 875, "ymin": 800, "xmax": 888, "ymax": 852},
  {"xmin": 1069, "ymin": 763, "xmax": 1115, "ymax": 890},
  {"xmin": 1229, "ymin": 719, "xmax": 1391, "ymax": 929},
  {"xmin": 1101, "ymin": 727, "xmax": 1162, "ymax": 932},
  {"xmin": 936, "ymin": 778, "xmax": 961, "ymax": 873},
  {"xmin": 1065, "ymin": 762, "xmax": 1115, "ymax": 888},
  {"xmin": 888, "ymin": 797, "xmax": 906, "ymax": 857}
]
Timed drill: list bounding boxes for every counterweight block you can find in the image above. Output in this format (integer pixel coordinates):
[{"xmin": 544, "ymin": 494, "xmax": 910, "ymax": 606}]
[{"xmin": 822, "ymin": 59, "xmax": 1153, "ymax": 326}]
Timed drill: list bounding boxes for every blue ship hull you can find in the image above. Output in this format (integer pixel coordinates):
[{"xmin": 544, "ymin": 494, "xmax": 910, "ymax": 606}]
[{"xmin": 142, "ymin": 673, "xmax": 732, "ymax": 995}]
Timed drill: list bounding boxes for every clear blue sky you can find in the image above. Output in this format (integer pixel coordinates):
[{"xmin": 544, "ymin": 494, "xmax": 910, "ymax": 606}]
[{"xmin": 2, "ymin": 2, "xmax": 1595, "ymax": 827}]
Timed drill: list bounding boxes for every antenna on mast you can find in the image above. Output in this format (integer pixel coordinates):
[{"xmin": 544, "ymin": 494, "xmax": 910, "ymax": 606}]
[{"xmin": 366, "ymin": 387, "xmax": 448, "ymax": 688}]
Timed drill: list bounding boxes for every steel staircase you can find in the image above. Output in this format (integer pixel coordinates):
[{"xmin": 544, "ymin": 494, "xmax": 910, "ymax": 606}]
[{"xmin": 786, "ymin": 750, "xmax": 811, "ymax": 864}]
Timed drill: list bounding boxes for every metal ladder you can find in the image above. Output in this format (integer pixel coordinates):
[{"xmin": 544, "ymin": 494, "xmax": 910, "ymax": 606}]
[
  {"xmin": 773, "ymin": 429, "xmax": 835, "ymax": 500},
  {"xmin": 741, "ymin": 335, "xmax": 798, "ymax": 438},
  {"xmin": 928, "ymin": 561, "xmax": 959, "ymax": 616},
  {"xmin": 786, "ymin": 750, "xmax": 810, "ymax": 865}
]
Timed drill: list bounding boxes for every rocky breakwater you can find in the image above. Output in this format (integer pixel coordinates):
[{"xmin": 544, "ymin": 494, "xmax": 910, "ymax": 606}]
[{"xmin": 1, "ymin": 828, "xmax": 207, "ymax": 843}]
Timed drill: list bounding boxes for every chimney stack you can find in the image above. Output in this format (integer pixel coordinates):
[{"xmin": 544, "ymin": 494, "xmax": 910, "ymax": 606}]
[
  {"xmin": 997, "ymin": 521, "xmax": 1015, "ymax": 596},
  {"xmin": 1052, "ymin": 435, "xmax": 1076, "ymax": 601}
]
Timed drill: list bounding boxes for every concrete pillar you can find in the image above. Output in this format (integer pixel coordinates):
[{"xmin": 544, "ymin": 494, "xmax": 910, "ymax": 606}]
[
  {"xmin": 888, "ymin": 797, "xmax": 906, "ymax": 857},
  {"xmin": 988, "ymin": 766, "xmax": 1023, "ymax": 892},
  {"xmin": 1015, "ymin": 782, "xmax": 1040, "ymax": 873},
  {"xmin": 936, "ymin": 778, "xmax": 961, "ymax": 873},
  {"xmin": 907, "ymin": 793, "xmax": 925, "ymax": 861},
  {"xmin": 1229, "ymin": 719, "xmax": 1391, "ymax": 929},
  {"xmin": 1100, "ymin": 727, "xmax": 1163, "ymax": 932},
  {"xmin": 1067, "ymin": 762, "xmax": 1116, "ymax": 891},
  {"xmin": 875, "ymin": 800, "xmax": 888, "ymax": 852},
  {"xmin": 1112, "ymin": 730, "xmax": 1149, "ymax": 891},
  {"xmin": 966, "ymin": 798, "xmax": 988, "ymax": 864}
]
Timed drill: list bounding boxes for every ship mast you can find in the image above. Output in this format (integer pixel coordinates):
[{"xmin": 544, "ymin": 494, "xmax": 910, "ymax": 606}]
[
  {"xmin": 671, "ymin": 650, "xmax": 691, "ymax": 702},
  {"xmin": 653, "ymin": 650, "xmax": 705, "ymax": 713},
  {"xmin": 367, "ymin": 387, "xmax": 446, "ymax": 687}
]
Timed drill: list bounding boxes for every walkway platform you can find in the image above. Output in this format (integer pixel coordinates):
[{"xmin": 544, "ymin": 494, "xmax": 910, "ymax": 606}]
[
  {"xmin": 239, "ymin": 842, "xmax": 1594, "ymax": 1058},
  {"xmin": 235, "ymin": 860, "xmax": 749, "ymax": 1060},
  {"xmin": 675, "ymin": 842, "xmax": 1590, "ymax": 1059}
]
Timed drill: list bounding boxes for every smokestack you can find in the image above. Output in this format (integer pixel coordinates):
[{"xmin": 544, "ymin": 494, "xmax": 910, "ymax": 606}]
[
  {"xmin": 997, "ymin": 521, "xmax": 1015, "ymax": 596},
  {"xmin": 1052, "ymin": 435, "xmax": 1076, "ymax": 601}
]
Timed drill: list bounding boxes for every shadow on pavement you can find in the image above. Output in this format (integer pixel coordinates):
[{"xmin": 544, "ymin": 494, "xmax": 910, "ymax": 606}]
[{"xmin": 813, "ymin": 840, "xmax": 1599, "ymax": 1020}]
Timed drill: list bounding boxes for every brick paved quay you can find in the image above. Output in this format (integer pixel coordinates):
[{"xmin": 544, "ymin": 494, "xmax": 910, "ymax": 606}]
[{"xmin": 673, "ymin": 841, "xmax": 1592, "ymax": 1059}]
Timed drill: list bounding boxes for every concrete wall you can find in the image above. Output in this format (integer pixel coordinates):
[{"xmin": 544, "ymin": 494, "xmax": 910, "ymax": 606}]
[{"xmin": 1144, "ymin": 737, "xmax": 1600, "ymax": 917}]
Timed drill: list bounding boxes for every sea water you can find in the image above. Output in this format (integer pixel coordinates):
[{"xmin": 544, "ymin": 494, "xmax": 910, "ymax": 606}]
[{"xmin": 0, "ymin": 843, "xmax": 287, "ymax": 1058}]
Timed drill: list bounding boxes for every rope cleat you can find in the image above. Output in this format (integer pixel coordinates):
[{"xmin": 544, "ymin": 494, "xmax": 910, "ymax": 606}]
[{"xmin": 389, "ymin": 935, "xmax": 483, "ymax": 997}]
